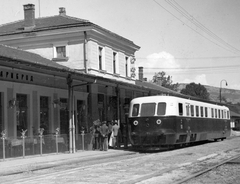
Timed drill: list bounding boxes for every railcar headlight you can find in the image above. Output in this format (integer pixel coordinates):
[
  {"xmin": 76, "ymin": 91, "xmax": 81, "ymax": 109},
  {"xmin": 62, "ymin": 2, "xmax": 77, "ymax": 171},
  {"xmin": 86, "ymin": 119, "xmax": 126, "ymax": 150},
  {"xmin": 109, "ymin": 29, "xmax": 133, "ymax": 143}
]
[
  {"xmin": 156, "ymin": 119, "xmax": 162, "ymax": 125},
  {"xmin": 133, "ymin": 120, "xmax": 138, "ymax": 126}
]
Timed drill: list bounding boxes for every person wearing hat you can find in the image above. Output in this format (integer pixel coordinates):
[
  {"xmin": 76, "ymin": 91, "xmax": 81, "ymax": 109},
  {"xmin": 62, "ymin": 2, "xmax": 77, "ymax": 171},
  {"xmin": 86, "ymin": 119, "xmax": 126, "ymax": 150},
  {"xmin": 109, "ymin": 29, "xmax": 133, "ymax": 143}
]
[{"xmin": 99, "ymin": 121, "xmax": 109, "ymax": 151}]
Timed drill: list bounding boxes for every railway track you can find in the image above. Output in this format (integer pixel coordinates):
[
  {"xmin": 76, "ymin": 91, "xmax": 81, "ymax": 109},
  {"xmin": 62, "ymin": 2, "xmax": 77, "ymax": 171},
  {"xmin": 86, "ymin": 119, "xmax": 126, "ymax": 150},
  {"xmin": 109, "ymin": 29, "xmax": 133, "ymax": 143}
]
[
  {"xmin": 174, "ymin": 154, "xmax": 240, "ymax": 184},
  {"xmin": 0, "ymin": 151, "xmax": 144, "ymax": 184},
  {"xmin": 134, "ymin": 152, "xmax": 240, "ymax": 184},
  {"xmin": 1, "ymin": 142, "xmax": 240, "ymax": 184}
]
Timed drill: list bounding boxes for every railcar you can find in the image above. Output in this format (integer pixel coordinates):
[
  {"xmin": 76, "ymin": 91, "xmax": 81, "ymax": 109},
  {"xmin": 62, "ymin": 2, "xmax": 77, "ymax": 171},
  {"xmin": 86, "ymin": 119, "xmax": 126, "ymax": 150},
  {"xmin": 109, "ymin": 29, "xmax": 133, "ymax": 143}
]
[{"xmin": 128, "ymin": 96, "xmax": 231, "ymax": 150}]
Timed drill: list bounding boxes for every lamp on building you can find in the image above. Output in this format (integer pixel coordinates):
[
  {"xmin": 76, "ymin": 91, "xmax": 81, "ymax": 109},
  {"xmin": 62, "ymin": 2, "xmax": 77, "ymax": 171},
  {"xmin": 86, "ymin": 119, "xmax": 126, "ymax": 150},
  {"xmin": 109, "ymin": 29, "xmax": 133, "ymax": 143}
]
[
  {"xmin": 8, "ymin": 98, "xmax": 17, "ymax": 108},
  {"xmin": 220, "ymin": 79, "xmax": 228, "ymax": 103},
  {"xmin": 53, "ymin": 99, "xmax": 61, "ymax": 108}
]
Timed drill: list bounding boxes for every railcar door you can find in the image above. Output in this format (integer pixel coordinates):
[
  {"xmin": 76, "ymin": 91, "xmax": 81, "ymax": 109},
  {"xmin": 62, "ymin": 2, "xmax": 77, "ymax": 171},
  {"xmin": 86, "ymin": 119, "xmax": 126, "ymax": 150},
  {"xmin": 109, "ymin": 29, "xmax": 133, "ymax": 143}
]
[{"xmin": 184, "ymin": 103, "xmax": 192, "ymax": 143}]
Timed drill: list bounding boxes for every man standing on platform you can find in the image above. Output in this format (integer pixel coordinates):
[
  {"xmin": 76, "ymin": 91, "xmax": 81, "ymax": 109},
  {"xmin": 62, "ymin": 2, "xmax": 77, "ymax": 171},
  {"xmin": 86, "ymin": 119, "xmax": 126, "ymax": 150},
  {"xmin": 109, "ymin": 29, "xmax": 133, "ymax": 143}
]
[
  {"xmin": 99, "ymin": 121, "xmax": 109, "ymax": 151},
  {"xmin": 112, "ymin": 120, "xmax": 120, "ymax": 149}
]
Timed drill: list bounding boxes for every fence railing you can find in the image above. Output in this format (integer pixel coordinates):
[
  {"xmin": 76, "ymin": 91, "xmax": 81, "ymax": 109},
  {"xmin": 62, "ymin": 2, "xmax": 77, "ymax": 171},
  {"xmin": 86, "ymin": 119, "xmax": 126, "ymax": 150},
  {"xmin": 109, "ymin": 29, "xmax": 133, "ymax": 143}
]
[{"xmin": 0, "ymin": 132, "xmax": 92, "ymax": 160}]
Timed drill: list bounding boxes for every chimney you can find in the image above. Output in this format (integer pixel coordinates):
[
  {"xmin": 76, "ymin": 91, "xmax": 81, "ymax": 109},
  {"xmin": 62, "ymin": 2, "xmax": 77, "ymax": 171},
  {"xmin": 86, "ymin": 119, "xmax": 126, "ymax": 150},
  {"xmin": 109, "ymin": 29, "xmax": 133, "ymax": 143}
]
[
  {"xmin": 23, "ymin": 4, "xmax": 35, "ymax": 30},
  {"xmin": 59, "ymin": 7, "xmax": 66, "ymax": 16},
  {"xmin": 138, "ymin": 67, "xmax": 144, "ymax": 81}
]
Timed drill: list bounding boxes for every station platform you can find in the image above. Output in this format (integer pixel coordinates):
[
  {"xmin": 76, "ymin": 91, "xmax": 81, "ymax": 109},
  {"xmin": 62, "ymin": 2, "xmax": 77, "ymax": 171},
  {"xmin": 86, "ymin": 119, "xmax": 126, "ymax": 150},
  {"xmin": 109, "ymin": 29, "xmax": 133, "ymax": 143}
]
[{"xmin": 0, "ymin": 148, "xmax": 131, "ymax": 176}]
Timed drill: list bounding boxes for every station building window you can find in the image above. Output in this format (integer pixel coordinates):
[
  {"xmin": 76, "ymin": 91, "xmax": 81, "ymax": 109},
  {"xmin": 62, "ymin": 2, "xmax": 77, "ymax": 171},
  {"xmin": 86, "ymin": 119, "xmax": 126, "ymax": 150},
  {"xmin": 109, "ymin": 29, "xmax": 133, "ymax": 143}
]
[
  {"xmin": 16, "ymin": 94, "xmax": 28, "ymax": 137},
  {"xmin": 113, "ymin": 52, "xmax": 117, "ymax": 74},
  {"xmin": 77, "ymin": 100, "xmax": 86, "ymax": 132},
  {"xmin": 59, "ymin": 98, "xmax": 69, "ymax": 135},
  {"xmin": 98, "ymin": 94, "xmax": 104, "ymax": 121},
  {"xmin": 40, "ymin": 96, "xmax": 49, "ymax": 134},
  {"xmin": 0, "ymin": 93, "xmax": 2, "ymax": 133},
  {"xmin": 52, "ymin": 44, "xmax": 68, "ymax": 62},
  {"xmin": 125, "ymin": 56, "xmax": 129, "ymax": 77},
  {"xmin": 99, "ymin": 47, "xmax": 103, "ymax": 70},
  {"xmin": 56, "ymin": 46, "xmax": 66, "ymax": 58}
]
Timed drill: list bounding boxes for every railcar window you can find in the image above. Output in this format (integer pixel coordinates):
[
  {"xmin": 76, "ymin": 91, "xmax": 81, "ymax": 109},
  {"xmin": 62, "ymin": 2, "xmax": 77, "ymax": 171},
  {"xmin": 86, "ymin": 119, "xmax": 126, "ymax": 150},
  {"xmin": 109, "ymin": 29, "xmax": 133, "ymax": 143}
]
[
  {"xmin": 157, "ymin": 102, "xmax": 166, "ymax": 115},
  {"xmin": 215, "ymin": 109, "xmax": 217, "ymax": 118},
  {"xmin": 191, "ymin": 105, "xmax": 194, "ymax": 117},
  {"xmin": 186, "ymin": 104, "xmax": 190, "ymax": 116},
  {"xmin": 211, "ymin": 108, "xmax": 214, "ymax": 118},
  {"xmin": 224, "ymin": 110, "xmax": 226, "ymax": 119},
  {"xmin": 205, "ymin": 107, "xmax": 208, "ymax": 117},
  {"xmin": 221, "ymin": 110, "xmax": 223, "ymax": 119},
  {"xmin": 218, "ymin": 110, "xmax": 221, "ymax": 119},
  {"xmin": 132, "ymin": 104, "xmax": 139, "ymax": 116},
  {"xmin": 141, "ymin": 103, "xmax": 156, "ymax": 116},
  {"xmin": 227, "ymin": 111, "xmax": 230, "ymax": 119},
  {"xmin": 196, "ymin": 106, "xmax": 199, "ymax": 117},
  {"xmin": 200, "ymin": 107, "xmax": 204, "ymax": 117},
  {"xmin": 178, "ymin": 103, "xmax": 183, "ymax": 116}
]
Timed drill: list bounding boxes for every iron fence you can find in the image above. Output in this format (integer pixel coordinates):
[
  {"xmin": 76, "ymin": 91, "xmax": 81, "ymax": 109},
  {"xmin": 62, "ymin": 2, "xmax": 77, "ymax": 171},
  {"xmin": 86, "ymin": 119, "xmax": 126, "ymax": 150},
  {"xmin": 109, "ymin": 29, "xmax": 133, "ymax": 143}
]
[{"xmin": 0, "ymin": 133, "xmax": 92, "ymax": 160}]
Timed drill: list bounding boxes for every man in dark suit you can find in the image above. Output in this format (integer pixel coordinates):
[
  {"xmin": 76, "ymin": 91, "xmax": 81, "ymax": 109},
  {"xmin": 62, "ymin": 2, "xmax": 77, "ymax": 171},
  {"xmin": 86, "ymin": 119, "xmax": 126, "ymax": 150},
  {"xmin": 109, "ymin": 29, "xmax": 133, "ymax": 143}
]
[{"xmin": 99, "ymin": 121, "xmax": 109, "ymax": 151}]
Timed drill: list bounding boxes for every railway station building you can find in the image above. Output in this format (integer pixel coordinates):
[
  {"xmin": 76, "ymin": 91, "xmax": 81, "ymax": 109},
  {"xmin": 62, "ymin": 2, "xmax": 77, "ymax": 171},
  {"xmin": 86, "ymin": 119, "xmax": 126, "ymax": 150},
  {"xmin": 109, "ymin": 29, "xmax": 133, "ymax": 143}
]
[{"xmin": 0, "ymin": 4, "xmax": 180, "ymax": 152}]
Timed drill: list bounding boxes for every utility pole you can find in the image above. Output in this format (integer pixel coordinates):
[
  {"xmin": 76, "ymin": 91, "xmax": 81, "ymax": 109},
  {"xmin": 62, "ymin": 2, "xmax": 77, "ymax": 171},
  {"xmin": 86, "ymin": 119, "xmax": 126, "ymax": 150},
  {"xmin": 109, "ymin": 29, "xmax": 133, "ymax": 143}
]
[
  {"xmin": 38, "ymin": 0, "xmax": 41, "ymax": 17},
  {"xmin": 67, "ymin": 74, "xmax": 73, "ymax": 153},
  {"xmin": 220, "ymin": 79, "xmax": 228, "ymax": 103}
]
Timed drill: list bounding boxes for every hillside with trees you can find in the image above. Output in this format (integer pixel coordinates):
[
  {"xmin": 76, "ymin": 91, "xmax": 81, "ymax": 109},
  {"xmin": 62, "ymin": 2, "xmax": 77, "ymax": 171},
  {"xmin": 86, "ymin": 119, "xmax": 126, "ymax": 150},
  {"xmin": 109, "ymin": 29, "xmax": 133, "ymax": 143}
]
[
  {"xmin": 149, "ymin": 71, "xmax": 240, "ymax": 114},
  {"xmin": 177, "ymin": 83, "xmax": 240, "ymax": 104}
]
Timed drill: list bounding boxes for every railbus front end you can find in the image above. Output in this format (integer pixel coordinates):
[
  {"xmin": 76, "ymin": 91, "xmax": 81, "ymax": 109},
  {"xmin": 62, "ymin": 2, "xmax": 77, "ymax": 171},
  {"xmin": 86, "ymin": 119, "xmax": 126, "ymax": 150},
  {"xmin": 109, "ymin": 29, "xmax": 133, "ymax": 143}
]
[{"xmin": 128, "ymin": 96, "xmax": 178, "ymax": 150}]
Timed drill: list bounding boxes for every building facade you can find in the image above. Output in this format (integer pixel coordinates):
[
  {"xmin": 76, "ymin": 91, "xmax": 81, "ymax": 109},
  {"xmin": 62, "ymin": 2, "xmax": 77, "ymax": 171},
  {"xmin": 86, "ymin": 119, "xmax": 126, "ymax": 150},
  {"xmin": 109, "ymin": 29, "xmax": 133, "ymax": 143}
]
[
  {"xmin": 0, "ymin": 4, "xmax": 139, "ymax": 84},
  {"xmin": 0, "ymin": 4, "xmax": 173, "ymax": 151}
]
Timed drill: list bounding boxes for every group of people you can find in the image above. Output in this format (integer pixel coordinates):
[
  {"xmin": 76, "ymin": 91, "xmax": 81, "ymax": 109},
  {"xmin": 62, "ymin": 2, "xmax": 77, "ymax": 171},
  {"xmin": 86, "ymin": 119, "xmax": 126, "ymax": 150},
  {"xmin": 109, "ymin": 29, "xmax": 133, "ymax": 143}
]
[{"xmin": 90, "ymin": 119, "xmax": 120, "ymax": 151}]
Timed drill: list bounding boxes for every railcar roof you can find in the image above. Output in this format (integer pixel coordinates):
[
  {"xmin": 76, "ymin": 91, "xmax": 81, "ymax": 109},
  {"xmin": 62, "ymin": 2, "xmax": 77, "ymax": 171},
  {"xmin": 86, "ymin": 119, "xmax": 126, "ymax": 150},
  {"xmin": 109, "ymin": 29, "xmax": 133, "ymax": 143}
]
[{"xmin": 131, "ymin": 96, "xmax": 228, "ymax": 109}]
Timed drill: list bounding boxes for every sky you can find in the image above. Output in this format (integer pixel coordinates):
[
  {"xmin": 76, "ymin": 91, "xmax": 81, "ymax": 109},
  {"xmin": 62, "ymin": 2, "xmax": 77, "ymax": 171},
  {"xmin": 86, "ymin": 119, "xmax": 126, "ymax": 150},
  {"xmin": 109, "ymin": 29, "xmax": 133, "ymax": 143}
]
[{"xmin": 1, "ymin": 0, "xmax": 240, "ymax": 90}]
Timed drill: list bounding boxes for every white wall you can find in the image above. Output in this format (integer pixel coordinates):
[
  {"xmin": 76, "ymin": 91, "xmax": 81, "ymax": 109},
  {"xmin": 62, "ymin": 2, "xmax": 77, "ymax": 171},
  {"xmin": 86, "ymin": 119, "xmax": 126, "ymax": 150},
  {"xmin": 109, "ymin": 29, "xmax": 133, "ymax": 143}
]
[{"xmin": 28, "ymin": 44, "xmax": 85, "ymax": 70}]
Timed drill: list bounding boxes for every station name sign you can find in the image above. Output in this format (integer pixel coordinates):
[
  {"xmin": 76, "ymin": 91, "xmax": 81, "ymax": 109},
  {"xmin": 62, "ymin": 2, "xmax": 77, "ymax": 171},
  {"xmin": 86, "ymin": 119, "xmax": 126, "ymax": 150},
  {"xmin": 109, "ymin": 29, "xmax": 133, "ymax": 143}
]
[{"xmin": 0, "ymin": 69, "xmax": 34, "ymax": 82}]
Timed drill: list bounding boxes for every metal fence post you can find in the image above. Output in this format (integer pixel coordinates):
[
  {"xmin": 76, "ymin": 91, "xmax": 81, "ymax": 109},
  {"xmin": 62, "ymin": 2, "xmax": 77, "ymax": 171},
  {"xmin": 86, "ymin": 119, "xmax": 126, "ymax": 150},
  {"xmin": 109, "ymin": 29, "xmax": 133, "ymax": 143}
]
[
  {"xmin": 81, "ymin": 130, "xmax": 85, "ymax": 151},
  {"xmin": 21, "ymin": 129, "xmax": 27, "ymax": 158},
  {"xmin": 38, "ymin": 128, "xmax": 44, "ymax": 156},
  {"xmin": 55, "ymin": 128, "xmax": 60, "ymax": 154},
  {"xmin": 1, "ymin": 130, "xmax": 6, "ymax": 161}
]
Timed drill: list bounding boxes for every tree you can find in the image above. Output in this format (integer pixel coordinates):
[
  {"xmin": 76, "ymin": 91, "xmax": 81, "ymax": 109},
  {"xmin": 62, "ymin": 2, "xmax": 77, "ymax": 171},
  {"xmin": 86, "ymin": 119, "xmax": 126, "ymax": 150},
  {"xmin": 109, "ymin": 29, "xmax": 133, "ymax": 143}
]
[
  {"xmin": 180, "ymin": 82, "xmax": 210, "ymax": 100},
  {"xmin": 151, "ymin": 71, "xmax": 179, "ymax": 91}
]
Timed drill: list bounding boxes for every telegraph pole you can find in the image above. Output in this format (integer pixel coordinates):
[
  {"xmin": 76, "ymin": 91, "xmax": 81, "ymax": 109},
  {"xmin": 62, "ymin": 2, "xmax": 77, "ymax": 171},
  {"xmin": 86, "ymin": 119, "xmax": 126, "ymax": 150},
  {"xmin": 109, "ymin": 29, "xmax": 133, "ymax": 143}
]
[{"xmin": 67, "ymin": 74, "xmax": 73, "ymax": 153}]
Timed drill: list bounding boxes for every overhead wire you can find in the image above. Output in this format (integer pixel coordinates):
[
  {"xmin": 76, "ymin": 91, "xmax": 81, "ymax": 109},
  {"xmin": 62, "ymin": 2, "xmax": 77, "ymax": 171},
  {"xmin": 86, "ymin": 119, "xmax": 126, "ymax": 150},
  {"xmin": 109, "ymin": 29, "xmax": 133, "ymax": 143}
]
[
  {"xmin": 135, "ymin": 55, "xmax": 240, "ymax": 60},
  {"xmin": 166, "ymin": 0, "xmax": 240, "ymax": 53},
  {"xmin": 136, "ymin": 64, "xmax": 240, "ymax": 75},
  {"xmin": 152, "ymin": 0, "xmax": 240, "ymax": 54}
]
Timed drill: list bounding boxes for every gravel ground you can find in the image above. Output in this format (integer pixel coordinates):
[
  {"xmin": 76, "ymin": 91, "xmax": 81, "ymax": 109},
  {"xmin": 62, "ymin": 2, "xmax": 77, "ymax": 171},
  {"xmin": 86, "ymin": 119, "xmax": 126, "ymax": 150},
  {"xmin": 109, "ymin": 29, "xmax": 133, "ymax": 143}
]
[{"xmin": 183, "ymin": 164, "xmax": 240, "ymax": 184}]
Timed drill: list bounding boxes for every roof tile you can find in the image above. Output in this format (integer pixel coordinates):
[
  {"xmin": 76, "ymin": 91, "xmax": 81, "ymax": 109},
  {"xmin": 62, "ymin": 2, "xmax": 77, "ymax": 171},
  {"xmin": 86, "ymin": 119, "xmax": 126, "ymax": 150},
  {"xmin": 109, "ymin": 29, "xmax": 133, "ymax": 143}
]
[{"xmin": 0, "ymin": 15, "xmax": 89, "ymax": 35}]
